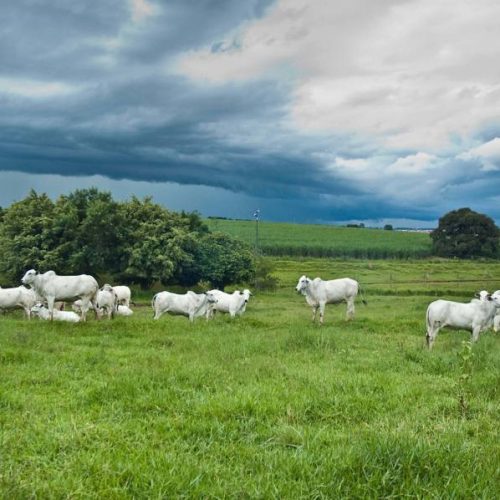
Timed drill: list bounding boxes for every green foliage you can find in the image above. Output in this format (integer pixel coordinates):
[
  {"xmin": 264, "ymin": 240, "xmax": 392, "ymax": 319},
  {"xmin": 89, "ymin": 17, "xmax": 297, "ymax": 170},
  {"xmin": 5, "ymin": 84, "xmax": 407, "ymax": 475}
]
[
  {"xmin": 0, "ymin": 190, "xmax": 248, "ymax": 289},
  {"xmin": 384, "ymin": 224, "xmax": 393, "ymax": 230},
  {"xmin": 206, "ymin": 219, "xmax": 432, "ymax": 259},
  {"xmin": 193, "ymin": 232, "xmax": 255, "ymax": 289},
  {"xmin": 0, "ymin": 190, "xmax": 56, "ymax": 282},
  {"xmin": 253, "ymin": 257, "xmax": 279, "ymax": 291},
  {"xmin": 431, "ymin": 207, "xmax": 500, "ymax": 258}
]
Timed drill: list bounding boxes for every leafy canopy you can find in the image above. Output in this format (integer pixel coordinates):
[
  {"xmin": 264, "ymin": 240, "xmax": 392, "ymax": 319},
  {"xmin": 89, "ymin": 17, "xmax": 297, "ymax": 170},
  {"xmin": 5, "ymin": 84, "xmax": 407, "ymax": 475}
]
[
  {"xmin": 0, "ymin": 189, "xmax": 255, "ymax": 288},
  {"xmin": 431, "ymin": 207, "xmax": 499, "ymax": 258}
]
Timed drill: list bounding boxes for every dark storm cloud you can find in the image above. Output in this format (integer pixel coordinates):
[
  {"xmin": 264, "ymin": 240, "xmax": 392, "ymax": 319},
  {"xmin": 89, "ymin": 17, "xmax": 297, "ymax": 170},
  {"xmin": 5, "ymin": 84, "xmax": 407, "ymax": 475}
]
[{"xmin": 1, "ymin": 0, "xmax": 499, "ymax": 225}]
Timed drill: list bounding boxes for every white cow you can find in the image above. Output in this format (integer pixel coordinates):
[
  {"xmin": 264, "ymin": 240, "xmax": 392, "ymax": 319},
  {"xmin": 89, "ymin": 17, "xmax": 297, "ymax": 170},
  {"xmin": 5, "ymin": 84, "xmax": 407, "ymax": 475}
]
[
  {"xmin": 0, "ymin": 286, "xmax": 37, "ymax": 319},
  {"xmin": 113, "ymin": 286, "xmax": 132, "ymax": 307},
  {"xmin": 31, "ymin": 303, "xmax": 81, "ymax": 323},
  {"xmin": 425, "ymin": 290, "xmax": 500, "ymax": 348},
  {"xmin": 96, "ymin": 284, "xmax": 118, "ymax": 320},
  {"xmin": 295, "ymin": 275, "xmax": 364, "ymax": 325},
  {"xmin": 208, "ymin": 289, "xmax": 252, "ymax": 318},
  {"xmin": 21, "ymin": 269, "xmax": 99, "ymax": 321},
  {"xmin": 115, "ymin": 305, "xmax": 133, "ymax": 316},
  {"xmin": 152, "ymin": 291, "xmax": 218, "ymax": 322}
]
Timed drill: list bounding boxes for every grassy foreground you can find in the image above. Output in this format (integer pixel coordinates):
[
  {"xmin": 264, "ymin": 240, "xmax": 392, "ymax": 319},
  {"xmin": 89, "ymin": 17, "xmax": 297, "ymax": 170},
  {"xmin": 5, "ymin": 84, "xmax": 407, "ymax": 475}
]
[{"xmin": 1, "ymin": 260, "xmax": 500, "ymax": 497}]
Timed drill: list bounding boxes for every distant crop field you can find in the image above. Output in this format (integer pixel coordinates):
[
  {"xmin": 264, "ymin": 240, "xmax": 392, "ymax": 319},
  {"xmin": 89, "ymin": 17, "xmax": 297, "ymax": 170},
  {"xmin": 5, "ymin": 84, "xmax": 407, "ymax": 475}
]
[
  {"xmin": 1, "ymin": 259, "xmax": 499, "ymax": 497},
  {"xmin": 206, "ymin": 219, "xmax": 432, "ymax": 258}
]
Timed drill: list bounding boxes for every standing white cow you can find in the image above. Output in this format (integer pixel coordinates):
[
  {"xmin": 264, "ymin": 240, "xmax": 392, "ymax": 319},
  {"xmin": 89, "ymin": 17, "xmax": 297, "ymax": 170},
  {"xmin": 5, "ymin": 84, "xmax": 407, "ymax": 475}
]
[
  {"xmin": 21, "ymin": 269, "xmax": 99, "ymax": 321},
  {"xmin": 152, "ymin": 291, "xmax": 218, "ymax": 322},
  {"xmin": 96, "ymin": 284, "xmax": 118, "ymax": 320},
  {"xmin": 207, "ymin": 289, "xmax": 252, "ymax": 318},
  {"xmin": 425, "ymin": 290, "xmax": 500, "ymax": 348},
  {"xmin": 112, "ymin": 285, "xmax": 132, "ymax": 307},
  {"xmin": 295, "ymin": 275, "xmax": 364, "ymax": 325},
  {"xmin": 0, "ymin": 286, "xmax": 37, "ymax": 319}
]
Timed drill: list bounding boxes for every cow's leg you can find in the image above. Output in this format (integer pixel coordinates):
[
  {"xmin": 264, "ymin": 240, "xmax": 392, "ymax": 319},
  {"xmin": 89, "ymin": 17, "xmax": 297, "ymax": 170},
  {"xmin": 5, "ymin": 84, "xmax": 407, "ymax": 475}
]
[
  {"xmin": 346, "ymin": 297, "xmax": 355, "ymax": 320},
  {"xmin": 319, "ymin": 302, "xmax": 326, "ymax": 325},
  {"xmin": 80, "ymin": 298, "xmax": 92, "ymax": 322},
  {"xmin": 24, "ymin": 306, "xmax": 31, "ymax": 320},
  {"xmin": 426, "ymin": 322, "xmax": 439, "ymax": 349},
  {"xmin": 46, "ymin": 296, "xmax": 55, "ymax": 321},
  {"xmin": 471, "ymin": 325, "xmax": 481, "ymax": 342},
  {"xmin": 311, "ymin": 305, "xmax": 318, "ymax": 323}
]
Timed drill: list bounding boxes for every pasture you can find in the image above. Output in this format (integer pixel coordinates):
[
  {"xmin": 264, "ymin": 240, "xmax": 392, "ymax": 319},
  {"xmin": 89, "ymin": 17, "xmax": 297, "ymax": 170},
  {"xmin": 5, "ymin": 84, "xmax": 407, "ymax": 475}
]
[
  {"xmin": 206, "ymin": 219, "xmax": 432, "ymax": 258},
  {"xmin": 1, "ymin": 259, "xmax": 500, "ymax": 497}
]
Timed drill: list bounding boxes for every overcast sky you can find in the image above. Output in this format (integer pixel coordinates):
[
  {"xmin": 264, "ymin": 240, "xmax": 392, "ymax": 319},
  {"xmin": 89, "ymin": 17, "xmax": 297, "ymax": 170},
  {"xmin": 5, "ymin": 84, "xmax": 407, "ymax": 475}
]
[{"xmin": 1, "ymin": 0, "xmax": 499, "ymax": 227}]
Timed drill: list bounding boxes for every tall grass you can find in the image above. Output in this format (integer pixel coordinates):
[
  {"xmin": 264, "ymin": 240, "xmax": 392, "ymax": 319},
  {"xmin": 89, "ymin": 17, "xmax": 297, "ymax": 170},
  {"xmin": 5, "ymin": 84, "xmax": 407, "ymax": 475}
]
[
  {"xmin": 206, "ymin": 219, "xmax": 432, "ymax": 259},
  {"xmin": 1, "ymin": 258, "xmax": 500, "ymax": 497}
]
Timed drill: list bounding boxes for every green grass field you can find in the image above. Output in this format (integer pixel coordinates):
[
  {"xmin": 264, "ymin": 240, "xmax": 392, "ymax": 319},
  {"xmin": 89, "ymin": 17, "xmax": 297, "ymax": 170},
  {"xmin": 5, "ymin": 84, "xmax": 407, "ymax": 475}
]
[
  {"xmin": 1, "ymin": 259, "xmax": 499, "ymax": 497},
  {"xmin": 206, "ymin": 219, "xmax": 432, "ymax": 258}
]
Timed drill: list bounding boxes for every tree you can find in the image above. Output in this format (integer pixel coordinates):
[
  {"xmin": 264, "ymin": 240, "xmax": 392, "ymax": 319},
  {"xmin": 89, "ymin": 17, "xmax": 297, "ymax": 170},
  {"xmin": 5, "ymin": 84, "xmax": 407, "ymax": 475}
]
[
  {"xmin": 119, "ymin": 197, "xmax": 200, "ymax": 288},
  {"xmin": 0, "ymin": 190, "xmax": 56, "ymax": 283},
  {"xmin": 194, "ymin": 232, "xmax": 255, "ymax": 289},
  {"xmin": 384, "ymin": 224, "xmax": 393, "ymax": 231},
  {"xmin": 431, "ymin": 208, "xmax": 499, "ymax": 258}
]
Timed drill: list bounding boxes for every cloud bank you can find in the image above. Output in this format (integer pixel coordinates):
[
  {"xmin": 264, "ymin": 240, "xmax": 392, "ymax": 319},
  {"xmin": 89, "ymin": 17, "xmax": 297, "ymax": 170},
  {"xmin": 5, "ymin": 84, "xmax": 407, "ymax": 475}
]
[{"xmin": 0, "ymin": 0, "xmax": 499, "ymax": 225}]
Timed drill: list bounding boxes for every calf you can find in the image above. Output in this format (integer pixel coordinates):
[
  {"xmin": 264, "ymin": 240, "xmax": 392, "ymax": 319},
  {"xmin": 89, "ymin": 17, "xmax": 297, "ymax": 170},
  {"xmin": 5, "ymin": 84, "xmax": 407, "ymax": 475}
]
[
  {"xmin": 31, "ymin": 303, "xmax": 80, "ymax": 323},
  {"xmin": 116, "ymin": 305, "xmax": 133, "ymax": 316},
  {"xmin": 96, "ymin": 284, "xmax": 118, "ymax": 320},
  {"xmin": 208, "ymin": 289, "xmax": 252, "ymax": 318},
  {"xmin": 0, "ymin": 286, "xmax": 37, "ymax": 319}
]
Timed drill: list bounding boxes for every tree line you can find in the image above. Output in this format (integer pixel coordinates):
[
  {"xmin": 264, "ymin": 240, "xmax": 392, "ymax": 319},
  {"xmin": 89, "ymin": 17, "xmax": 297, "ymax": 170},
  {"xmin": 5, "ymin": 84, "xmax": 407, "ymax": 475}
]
[{"xmin": 0, "ymin": 189, "xmax": 255, "ymax": 289}]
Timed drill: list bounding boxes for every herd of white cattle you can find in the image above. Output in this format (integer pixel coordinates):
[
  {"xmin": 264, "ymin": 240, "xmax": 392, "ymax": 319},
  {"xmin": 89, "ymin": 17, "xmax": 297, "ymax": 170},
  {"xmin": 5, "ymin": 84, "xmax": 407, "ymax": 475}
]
[{"xmin": 0, "ymin": 269, "xmax": 499, "ymax": 349}]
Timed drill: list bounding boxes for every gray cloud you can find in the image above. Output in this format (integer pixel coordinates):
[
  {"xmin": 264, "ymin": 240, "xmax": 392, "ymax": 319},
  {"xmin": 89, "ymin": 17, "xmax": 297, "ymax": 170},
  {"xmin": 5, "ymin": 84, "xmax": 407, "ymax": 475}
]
[{"xmin": 0, "ymin": 0, "xmax": 499, "ymax": 225}]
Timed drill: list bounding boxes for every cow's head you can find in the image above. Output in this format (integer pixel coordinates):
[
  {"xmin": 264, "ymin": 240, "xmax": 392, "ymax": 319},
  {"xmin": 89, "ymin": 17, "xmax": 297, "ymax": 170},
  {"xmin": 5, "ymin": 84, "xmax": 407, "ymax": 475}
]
[
  {"xmin": 240, "ymin": 289, "xmax": 252, "ymax": 302},
  {"xmin": 295, "ymin": 275, "xmax": 311, "ymax": 294},
  {"xmin": 205, "ymin": 291, "xmax": 218, "ymax": 304},
  {"xmin": 21, "ymin": 269, "xmax": 37, "ymax": 286},
  {"xmin": 490, "ymin": 290, "xmax": 500, "ymax": 307},
  {"xmin": 30, "ymin": 302, "xmax": 44, "ymax": 314},
  {"xmin": 474, "ymin": 290, "xmax": 491, "ymax": 301}
]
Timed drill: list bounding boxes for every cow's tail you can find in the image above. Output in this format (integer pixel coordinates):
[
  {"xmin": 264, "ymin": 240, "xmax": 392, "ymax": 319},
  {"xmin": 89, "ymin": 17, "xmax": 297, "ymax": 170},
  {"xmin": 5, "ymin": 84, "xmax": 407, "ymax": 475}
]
[{"xmin": 358, "ymin": 283, "xmax": 368, "ymax": 306}]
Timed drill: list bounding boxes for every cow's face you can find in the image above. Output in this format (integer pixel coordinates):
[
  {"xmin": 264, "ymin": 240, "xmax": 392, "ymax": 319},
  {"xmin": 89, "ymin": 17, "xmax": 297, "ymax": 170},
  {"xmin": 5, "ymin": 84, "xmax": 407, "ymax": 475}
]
[
  {"xmin": 474, "ymin": 290, "xmax": 492, "ymax": 302},
  {"xmin": 21, "ymin": 269, "xmax": 37, "ymax": 285},
  {"xmin": 491, "ymin": 290, "xmax": 500, "ymax": 307},
  {"xmin": 295, "ymin": 275, "xmax": 310, "ymax": 293},
  {"xmin": 206, "ymin": 292, "xmax": 218, "ymax": 304}
]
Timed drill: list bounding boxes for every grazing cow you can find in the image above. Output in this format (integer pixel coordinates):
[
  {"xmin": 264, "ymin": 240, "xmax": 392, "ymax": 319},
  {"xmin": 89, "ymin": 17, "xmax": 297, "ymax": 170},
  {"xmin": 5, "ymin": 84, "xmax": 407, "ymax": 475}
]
[
  {"xmin": 115, "ymin": 305, "xmax": 133, "ymax": 316},
  {"xmin": 295, "ymin": 275, "xmax": 364, "ymax": 325},
  {"xmin": 152, "ymin": 291, "xmax": 218, "ymax": 322},
  {"xmin": 96, "ymin": 284, "xmax": 118, "ymax": 320},
  {"xmin": 0, "ymin": 286, "xmax": 37, "ymax": 319},
  {"xmin": 208, "ymin": 289, "xmax": 252, "ymax": 318},
  {"xmin": 21, "ymin": 269, "xmax": 99, "ymax": 321},
  {"xmin": 112, "ymin": 286, "xmax": 132, "ymax": 307},
  {"xmin": 425, "ymin": 290, "xmax": 500, "ymax": 348},
  {"xmin": 31, "ymin": 303, "xmax": 81, "ymax": 323}
]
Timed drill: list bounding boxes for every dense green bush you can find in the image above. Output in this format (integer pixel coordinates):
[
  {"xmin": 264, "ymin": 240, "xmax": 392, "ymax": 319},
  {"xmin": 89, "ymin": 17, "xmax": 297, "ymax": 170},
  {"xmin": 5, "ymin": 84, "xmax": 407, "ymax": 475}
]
[{"xmin": 0, "ymin": 189, "xmax": 255, "ymax": 289}]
